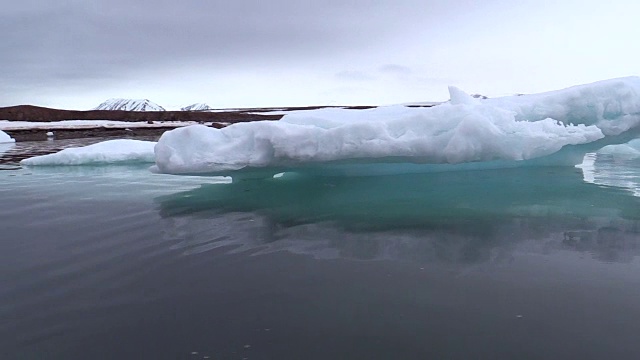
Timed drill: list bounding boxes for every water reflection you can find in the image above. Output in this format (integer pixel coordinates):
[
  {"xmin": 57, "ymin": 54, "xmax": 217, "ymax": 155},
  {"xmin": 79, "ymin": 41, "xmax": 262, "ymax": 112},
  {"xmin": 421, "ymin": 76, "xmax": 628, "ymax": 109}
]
[
  {"xmin": 579, "ymin": 152, "xmax": 640, "ymax": 197},
  {"xmin": 563, "ymin": 226, "xmax": 640, "ymax": 262},
  {"xmin": 0, "ymin": 142, "xmax": 14, "ymax": 154},
  {"xmin": 157, "ymin": 167, "xmax": 640, "ymax": 264},
  {"xmin": 161, "ymin": 212, "xmax": 638, "ymax": 264},
  {"xmin": 0, "ymin": 143, "xmax": 17, "ymax": 170}
]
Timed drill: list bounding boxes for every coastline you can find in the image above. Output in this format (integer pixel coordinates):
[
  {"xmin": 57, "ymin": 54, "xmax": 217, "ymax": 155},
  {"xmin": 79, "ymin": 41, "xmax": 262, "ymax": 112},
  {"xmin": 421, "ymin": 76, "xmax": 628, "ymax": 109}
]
[
  {"xmin": 6, "ymin": 126, "xmax": 176, "ymax": 142},
  {"xmin": 4, "ymin": 125, "xmax": 220, "ymax": 142},
  {"xmin": 0, "ymin": 104, "xmax": 380, "ymax": 142}
]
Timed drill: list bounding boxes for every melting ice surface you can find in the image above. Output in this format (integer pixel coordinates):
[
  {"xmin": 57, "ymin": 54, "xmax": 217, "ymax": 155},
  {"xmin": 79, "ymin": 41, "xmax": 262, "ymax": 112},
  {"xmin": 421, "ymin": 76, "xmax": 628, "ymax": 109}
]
[{"xmin": 153, "ymin": 77, "xmax": 640, "ymax": 177}]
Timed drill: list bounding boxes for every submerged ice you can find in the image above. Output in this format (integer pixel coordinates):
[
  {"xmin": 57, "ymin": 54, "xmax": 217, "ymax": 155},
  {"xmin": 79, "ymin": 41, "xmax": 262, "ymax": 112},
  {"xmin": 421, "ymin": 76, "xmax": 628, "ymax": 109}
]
[{"xmin": 154, "ymin": 77, "xmax": 640, "ymax": 175}]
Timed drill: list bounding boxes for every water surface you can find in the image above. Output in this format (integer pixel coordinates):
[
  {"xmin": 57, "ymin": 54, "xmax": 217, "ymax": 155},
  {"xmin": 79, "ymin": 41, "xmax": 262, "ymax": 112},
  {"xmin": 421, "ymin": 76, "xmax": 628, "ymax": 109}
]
[{"xmin": 1, "ymin": 139, "xmax": 640, "ymax": 359}]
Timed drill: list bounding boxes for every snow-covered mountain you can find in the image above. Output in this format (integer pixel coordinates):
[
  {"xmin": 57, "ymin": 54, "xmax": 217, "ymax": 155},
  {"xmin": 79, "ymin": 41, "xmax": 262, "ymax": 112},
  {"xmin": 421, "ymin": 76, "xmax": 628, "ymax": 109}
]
[
  {"xmin": 181, "ymin": 103, "xmax": 212, "ymax": 111},
  {"xmin": 94, "ymin": 98, "xmax": 165, "ymax": 111}
]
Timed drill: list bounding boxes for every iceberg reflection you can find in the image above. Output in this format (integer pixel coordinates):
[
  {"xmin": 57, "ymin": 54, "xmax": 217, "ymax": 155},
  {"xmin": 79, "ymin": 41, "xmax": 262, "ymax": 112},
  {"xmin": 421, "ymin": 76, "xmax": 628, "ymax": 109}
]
[{"xmin": 156, "ymin": 167, "xmax": 640, "ymax": 263}]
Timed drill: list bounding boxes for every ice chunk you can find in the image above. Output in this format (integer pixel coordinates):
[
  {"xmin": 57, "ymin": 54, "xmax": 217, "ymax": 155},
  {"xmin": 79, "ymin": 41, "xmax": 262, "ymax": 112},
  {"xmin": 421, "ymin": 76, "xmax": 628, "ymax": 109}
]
[
  {"xmin": 0, "ymin": 130, "xmax": 15, "ymax": 143},
  {"xmin": 21, "ymin": 139, "xmax": 156, "ymax": 166},
  {"xmin": 597, "ymin": 139, "xmax": 640, "ymax": 158},
  {"xmin": 153, "ymin": 77, "xmax": 640, "ymax": 176}
]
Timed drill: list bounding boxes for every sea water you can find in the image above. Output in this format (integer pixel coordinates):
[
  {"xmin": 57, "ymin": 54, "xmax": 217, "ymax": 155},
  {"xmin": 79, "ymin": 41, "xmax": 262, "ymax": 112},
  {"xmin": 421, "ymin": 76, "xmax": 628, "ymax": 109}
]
[{"xmin": 2, "ymin": 138, "xmax": 640, "ymax": 359}]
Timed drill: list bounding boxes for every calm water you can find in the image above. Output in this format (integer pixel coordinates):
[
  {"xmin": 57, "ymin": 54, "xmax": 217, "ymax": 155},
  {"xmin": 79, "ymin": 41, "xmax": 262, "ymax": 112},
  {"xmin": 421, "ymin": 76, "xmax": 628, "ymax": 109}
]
[{"xmin": 2, "ymin": 139, "xmax": 640, "ymax": 359}]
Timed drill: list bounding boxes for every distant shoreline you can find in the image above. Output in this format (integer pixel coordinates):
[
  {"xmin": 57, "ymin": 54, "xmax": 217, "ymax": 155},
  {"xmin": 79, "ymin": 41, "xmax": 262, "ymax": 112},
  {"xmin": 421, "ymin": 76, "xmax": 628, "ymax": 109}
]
[
  {"xmin": 0, "ymin": 104, "xmax": 278, "ymax": 142},
  {"xmin": 0, "ymin": 104, "xmax": 437, "ymax": 142},
  {"xmin": 4, "ymin": 126, "xmax": 179, "ymax": 142},
  {"xmin": 0, "ymin": 104, "xmax": 285, "ymax": 122}
]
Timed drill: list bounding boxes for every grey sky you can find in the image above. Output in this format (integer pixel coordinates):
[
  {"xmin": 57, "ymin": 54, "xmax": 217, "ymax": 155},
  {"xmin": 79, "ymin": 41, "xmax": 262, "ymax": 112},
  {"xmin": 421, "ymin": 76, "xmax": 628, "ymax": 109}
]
[{"xmin": 2, "ymin": 0, "xmax": 640, "ymax": 109}]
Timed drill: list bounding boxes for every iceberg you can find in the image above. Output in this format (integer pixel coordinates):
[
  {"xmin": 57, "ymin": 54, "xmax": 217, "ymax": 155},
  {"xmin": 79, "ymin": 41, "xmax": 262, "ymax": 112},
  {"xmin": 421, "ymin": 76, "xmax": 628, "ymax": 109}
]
[
  {"xmin": 0, "ymin": 130, "xmax": 15, "ymax": 144},
  {"xmin": 153, "ymin": 77, "xmax": 640, "ymax": 177},
  {"xmin": 21, "ymin": 139, "xmax": 156, "ymax": 166}
]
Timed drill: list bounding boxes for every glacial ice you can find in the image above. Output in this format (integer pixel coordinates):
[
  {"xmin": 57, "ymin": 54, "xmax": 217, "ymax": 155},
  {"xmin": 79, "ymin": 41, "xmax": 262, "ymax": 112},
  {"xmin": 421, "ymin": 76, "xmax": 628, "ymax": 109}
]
[
  {"xmin": 20, "ymin": 139, "xmax": 156, "ymax": 166},
  {"xmin": 154, "ymin": 77, "xmax": 640, "ymax": 176},
  {"xmin": 0, "ymin": 129, "xmax": 15, "ymax": 143}
]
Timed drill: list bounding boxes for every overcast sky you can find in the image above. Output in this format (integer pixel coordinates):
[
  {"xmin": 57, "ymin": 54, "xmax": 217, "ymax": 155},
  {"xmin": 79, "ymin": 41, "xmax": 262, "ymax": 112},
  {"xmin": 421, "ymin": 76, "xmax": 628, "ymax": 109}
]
[{"xmin": 2, "ymin": 0, "xmax": 640, "ymax": 110}]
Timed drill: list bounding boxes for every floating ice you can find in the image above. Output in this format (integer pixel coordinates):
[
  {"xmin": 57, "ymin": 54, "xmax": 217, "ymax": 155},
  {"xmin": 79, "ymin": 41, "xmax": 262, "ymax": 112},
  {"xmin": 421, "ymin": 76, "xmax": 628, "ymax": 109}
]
[
  {"xmin": 0, "ymin": 129, "xmax": 15, "ymax": 143},
  {"xmin": 154, "ymin": 77, "xmax": 640, "ymax": 176},
  {"xmin": 597, "ymin": 139, "xmax": 640, "ymax": 158},
  {"xmin": 579, "ymin": 141, "xmax": 640, "ymax": 197},
  {"xmin": 21, "ymin": 139, "xmax": 156, "ymax": 166}
]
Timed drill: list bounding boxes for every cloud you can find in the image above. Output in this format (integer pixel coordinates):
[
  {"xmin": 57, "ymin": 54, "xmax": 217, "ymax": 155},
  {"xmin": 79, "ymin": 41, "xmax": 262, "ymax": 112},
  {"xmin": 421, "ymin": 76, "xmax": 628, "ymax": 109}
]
[
  {"xmin": 335, "ymin": 70, "xmax": 375, "ymax": 82},
  {"xmin": 1, "ymin": 0, "xmax": 443, "ymax": 106},
  {"xmin": 379, "ymin": 64, "xmax": 413, "ymax": 76},
  {"xmin": 1, "ymin": 1, "xmax": 425, "ymax": 79},
  {"xmin": 7, "ymin": 0, "xmax": 635, "ymax": 109}
]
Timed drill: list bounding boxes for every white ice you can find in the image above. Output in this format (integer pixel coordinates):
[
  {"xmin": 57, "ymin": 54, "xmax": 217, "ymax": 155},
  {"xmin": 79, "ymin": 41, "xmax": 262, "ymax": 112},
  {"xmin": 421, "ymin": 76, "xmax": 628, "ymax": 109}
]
[
  {"xmin": 20, "ymin": 139, "xmax": 156, "ymax": 166},
  {"xmin": 0, "ymin": 120, "xmax": 210, "ymax": 131},
  {"xmin": 154, "ymin": 77, "xmax": 640, "ymax": 175},
  {"xmin": 0, "ymin": 129, "xmax": 14, "ymax": 143}
]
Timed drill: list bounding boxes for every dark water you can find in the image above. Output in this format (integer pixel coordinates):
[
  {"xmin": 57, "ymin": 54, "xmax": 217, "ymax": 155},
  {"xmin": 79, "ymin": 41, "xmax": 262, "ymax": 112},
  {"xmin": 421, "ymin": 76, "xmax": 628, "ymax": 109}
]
[{"xmin": 2, "ymin": 140, "xmax": 640, "ymax": 359}]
